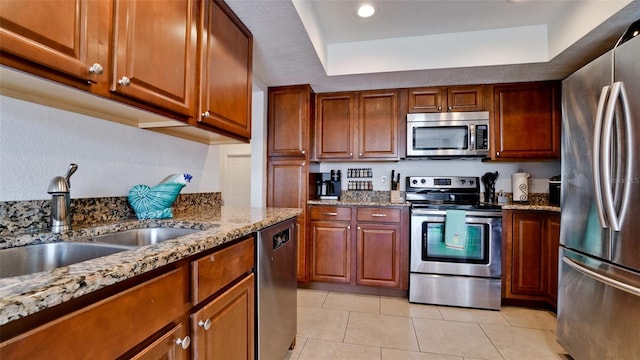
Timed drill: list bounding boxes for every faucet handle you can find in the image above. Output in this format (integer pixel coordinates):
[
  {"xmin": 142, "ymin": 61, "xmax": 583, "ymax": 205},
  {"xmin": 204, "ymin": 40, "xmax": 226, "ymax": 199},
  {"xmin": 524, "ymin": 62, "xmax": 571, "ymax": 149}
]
[
  {"xmin": 47, "ymin": 163, "xmax": 78, "ymax": 194},
  {"xmin": 64, "ymin": 163, "xmax": 78, "ymax": 187}
]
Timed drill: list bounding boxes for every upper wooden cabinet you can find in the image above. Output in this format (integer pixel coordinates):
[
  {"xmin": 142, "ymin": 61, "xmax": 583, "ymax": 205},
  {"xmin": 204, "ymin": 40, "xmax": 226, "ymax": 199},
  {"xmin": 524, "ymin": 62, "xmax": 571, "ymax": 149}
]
[
  {"xmin": 268, "ymin": 85, "xmax": 315, "ymax": 157},
  {"xmin": 408, "ymin": 86, "xmax": 484, "ymax": 113},
  {"xmin": 489, "ymin": 81, "xmax": 561, "ymax": 160},
  {"xmin": 112, "ymin": 0, "xmax": 198, "ymax": 116},
  {"xmin": 314, "ymin": 89, "xmax": 399, "ymax": 161},
  {"xmin": 197, "ymin": 0, "xmax": 253, "ymax": 140},
  {"xmin": 0, "ymin": 0, "xmax": 103, "ymax": 86}
]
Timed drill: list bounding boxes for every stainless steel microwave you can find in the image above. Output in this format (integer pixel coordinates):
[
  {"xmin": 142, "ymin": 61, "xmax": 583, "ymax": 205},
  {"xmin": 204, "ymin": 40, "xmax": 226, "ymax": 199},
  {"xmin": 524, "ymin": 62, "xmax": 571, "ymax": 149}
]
[{"xmin": 406, "ymin": 111, "xmax": 490, "ymax": 157}]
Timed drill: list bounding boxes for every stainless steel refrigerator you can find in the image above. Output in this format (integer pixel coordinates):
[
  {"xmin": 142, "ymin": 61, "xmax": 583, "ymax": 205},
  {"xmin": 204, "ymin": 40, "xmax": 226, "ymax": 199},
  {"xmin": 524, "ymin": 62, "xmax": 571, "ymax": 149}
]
[{"xmin": 558, "ymin": 20, "xmax": 640, "ymax": 360}]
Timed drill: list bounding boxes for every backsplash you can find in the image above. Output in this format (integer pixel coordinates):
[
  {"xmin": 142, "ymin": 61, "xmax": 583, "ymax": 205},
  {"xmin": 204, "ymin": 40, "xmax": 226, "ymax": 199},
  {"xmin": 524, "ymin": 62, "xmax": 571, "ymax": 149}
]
[{"xmin": 0, "ymin": 193, "xmax": 222, "ymax": 236}]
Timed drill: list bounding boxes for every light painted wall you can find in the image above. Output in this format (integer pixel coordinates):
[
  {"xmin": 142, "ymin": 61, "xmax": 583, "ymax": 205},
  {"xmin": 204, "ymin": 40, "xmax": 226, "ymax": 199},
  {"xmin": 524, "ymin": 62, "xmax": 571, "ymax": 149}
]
[{"xmin": 0, "ymin": 95, "xmax": 220, "ymax": 201}]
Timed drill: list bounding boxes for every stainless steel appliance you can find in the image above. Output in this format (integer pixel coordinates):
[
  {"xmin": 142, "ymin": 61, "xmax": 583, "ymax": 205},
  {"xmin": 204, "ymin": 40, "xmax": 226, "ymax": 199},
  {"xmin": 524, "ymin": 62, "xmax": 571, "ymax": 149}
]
[
  {"xmin": 558, "ymin": 19, "xmax": 640, "ymax": 360},
  {"xmin": 309, "ymin": 171, "xmax": 342, "ymax": 200},
  {"xmin": 257, "ymin": 218, "xmax": 297, "ymax": 360},
  {"xmin": 407, "ymin": 176, "xmax": 502, "ymax": 310},
  {"xmin": 406, "ymin": 111, "xmax": 489, "ymax": 157}
]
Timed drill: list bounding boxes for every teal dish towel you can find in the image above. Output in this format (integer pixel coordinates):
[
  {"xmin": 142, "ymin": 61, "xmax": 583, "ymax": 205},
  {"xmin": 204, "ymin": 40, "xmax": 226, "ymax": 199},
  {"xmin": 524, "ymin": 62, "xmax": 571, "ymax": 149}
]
[{"xmin": 445, "ymin": 209, "xmax": 467, "ymax": 250}]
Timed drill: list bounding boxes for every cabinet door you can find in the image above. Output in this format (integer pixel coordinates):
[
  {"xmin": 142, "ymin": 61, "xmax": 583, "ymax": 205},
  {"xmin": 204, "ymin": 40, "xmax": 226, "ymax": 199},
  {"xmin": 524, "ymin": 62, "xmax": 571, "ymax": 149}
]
[
  {"xmin": 492, "ymin": 82, "xmax": 561, "ymax": 159},
  {"xmin": 546, "ymin": 214, "xmax": 561, "ymax": 305},
  {"xmin": 309, "ymin": 221, "xmax": 351, "ymax": 283},
  {"xmin": 131, "ymin": 323, "xmax": 190, "ymax": 360},
  {"xmin": 191, "ymin": 274, "xmax": 255, "ymax": 360},
  {"xmin": 447, "ymin": 86, "xmax": 484, "ymax": 112},
  {"xmin": 358, "ymin": 90, "xmax": 399, "ymax": 160},
  {"xmin": 408, "ymin": 87, "xmax": 445, "ymax": 113},
  {"xmin": 296, "ymin": 215, "xmax": 308, "ymax": 283},
  {"xmin": 315, "ymin": 92, "xmax": 356, "ymax": 160},
  {"xmin": 268, "ymin": 85, "xmax": 314, "ymax": 157},
  {"xmin": 267, "ymin": 158, "xmax": 307, "ymax": 209},
  {"xmin": 199, "ymin": 0, "xmax": 252, "ymax": 140},
  {"xmin": 0, "ymin": 0, "xmax": 102, "ymax": 84},
  {"xmin": 112, "ymin": 0, "xmax": 197, "ymax": 116},
  {"xmin": 511, "ymin": 213, "xmax": 548, "ymax": 297},
  {"xmin": 356, "ymin": 223, "xmax": 401, "ymax": 288}
]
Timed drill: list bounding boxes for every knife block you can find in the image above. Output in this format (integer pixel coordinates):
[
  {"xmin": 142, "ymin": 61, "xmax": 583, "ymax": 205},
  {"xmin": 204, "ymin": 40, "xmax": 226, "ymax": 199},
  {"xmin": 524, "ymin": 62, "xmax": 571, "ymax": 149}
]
[{"xmin": 390, "ymin": 190, "xmax": 403, "ymax": 203}]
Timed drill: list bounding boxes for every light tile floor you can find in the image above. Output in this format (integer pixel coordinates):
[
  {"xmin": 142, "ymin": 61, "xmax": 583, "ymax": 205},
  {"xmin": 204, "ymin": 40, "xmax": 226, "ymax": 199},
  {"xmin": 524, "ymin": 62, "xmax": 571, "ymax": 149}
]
[{"xmin": 286, "ymin": 289, "xmax": 568, "ymax": 360}]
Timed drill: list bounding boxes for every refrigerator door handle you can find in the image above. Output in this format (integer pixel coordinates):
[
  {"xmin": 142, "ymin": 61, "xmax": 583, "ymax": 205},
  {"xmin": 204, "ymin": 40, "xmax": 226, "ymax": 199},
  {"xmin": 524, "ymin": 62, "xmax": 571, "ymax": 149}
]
[
  {"xmin": 593, "ymin": 86, "xmax": 610, "ymax": 228},
  {"xmin": 602, "ymin": 82, "xmax": 633, "ymax": 231},
  {"xmin": 562, "ymin": 256, "xmax": 640, "ymax": 297}
]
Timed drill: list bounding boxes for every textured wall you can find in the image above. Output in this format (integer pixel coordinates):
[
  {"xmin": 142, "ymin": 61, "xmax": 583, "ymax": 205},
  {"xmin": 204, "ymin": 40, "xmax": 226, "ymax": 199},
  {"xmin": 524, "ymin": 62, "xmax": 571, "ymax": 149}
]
[{"xmin": 0, "ymin": 96, "xmax": 219, "ymax": 201}]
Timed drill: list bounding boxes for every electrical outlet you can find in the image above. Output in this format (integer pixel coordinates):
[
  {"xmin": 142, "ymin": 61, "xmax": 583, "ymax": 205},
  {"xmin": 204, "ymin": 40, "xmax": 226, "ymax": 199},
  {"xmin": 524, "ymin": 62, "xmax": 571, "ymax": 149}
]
[{"xmin": 381, "ymin": 176, "xmax": 387, "ymax": 185}]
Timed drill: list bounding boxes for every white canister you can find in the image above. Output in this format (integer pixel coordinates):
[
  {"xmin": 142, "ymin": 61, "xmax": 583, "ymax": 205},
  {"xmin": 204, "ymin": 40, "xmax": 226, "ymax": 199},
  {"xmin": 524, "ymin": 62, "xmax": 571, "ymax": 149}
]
[{"xmin": 512, "ymin": 172, "xmax": 530, "ymax": 202}]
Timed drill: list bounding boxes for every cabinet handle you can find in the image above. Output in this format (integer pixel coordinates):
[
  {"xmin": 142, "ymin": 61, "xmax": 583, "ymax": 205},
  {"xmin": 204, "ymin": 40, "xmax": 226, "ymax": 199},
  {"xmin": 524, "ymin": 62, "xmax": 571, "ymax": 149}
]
[
  {"xmin": 323, "ymin": 212, "xmax": 338, "ymax": 216},
  {"xmin": 88, "ymin": 63, "xmax": 104, "ymax": 75},
  {"xmin": 302, "ymin": 162, "xmax": 306, "ymax": 166},
  {"xmin": 357, "ymin": 226, "xmax": 361, "ymax": 230},
  {"xmin": 202, "ymin": 111, "xmax": 211, "ymax": 118},
  {"xmin": 496, "ymin": 151, "xmax": 500, "ymax": 158},
  {"xmin": 359, "ymin": 153, "xmax": 363, "ymax": 156},
  {"xmin": 371, "ymin": 213, "xmax": 387, "ymax": 217},
  {"xmin": 198, "ymin": 318, "xmax": 212, "ymax": 330},
  {"xmin": 301, "ymin": 150, "xmax": 306, "ymax": 155},
  {"xmin": 118, "ymin": 76, "xmax": 131, "ymax": 87},
  {"xmin": 448, "ymin": 106, "xmax": 452, "ymax": 111},
  {"xmin": 438, "ymin": 106, "xmax": 442, "ymax": 111},
  {"xmin": 175, "ymin": 336, "xmax": 191, "ymax": 349},
  {"xmin": 349, "ymin": 153, "xmax": 353, "ymax": 156},
  {"xmin": 347, "ymin": 225, "xmax": 351, "ymax": 230}
]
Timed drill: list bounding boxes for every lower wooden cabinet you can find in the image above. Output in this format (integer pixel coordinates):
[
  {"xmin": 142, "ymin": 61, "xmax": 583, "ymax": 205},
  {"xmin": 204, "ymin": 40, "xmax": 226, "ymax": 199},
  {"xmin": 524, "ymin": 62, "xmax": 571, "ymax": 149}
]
[
  {"xmin": 131, "ymin": 323, "xmax": 190, "ymax": 360},
  {"xmin": 191, "ymin": 274, "xmax": 255, "ymax": 360},
  {"xmin": 503, "ymin": 210, "xmax": 560, "ymax": 308},
  {"xmin": 307, "ymin": 205, "xmax": 408, "ymax": 292}
]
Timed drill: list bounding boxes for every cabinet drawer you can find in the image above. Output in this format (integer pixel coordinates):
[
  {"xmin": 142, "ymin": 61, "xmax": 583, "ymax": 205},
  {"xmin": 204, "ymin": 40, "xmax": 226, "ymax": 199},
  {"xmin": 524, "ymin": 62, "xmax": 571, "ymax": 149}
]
[
  {"xmin": 357, "ymin": 208, "xmax": 401, "ymax": 223},
  {"xmin": 191, "ymin": 237, "xmax": 254, "ymax": 304},
  {"xmin": 310, "ymin": 206, "xmax": 352, "ymax": 221}
]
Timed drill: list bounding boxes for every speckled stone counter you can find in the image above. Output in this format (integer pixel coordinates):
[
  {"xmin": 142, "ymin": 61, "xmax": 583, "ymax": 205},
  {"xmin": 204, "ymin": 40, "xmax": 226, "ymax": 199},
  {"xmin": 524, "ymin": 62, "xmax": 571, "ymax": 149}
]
[
  {"xmin": 0, "ymin": 206, "xmax": 301, "ymax": 326},
  {"xmin": 307, "ymin": 199, "xmax": 410, "ymax": 207},
  {"xmin": 501, "ymin": 204, "xmax": 561, "ymax": 212}
]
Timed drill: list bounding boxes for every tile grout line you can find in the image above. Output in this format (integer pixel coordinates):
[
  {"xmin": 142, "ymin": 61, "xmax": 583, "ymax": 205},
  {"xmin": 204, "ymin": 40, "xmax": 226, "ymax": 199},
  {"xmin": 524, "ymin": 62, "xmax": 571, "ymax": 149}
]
[{"xmin": 477, "ymin": 321, "xmax": 508, "ymax": 360}]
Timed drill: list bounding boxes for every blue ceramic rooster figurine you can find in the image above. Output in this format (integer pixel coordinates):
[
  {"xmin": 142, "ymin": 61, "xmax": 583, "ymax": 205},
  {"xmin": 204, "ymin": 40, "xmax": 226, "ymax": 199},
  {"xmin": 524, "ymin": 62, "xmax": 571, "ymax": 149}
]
[{"xmin": 128, "ymin": 173, "xmax": 193, "ymax": 219}]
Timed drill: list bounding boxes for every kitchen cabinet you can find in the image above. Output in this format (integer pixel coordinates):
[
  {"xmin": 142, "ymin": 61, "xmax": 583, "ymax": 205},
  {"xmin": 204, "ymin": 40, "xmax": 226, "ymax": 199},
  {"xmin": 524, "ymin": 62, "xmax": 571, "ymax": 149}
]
[
  {"xmin": 191, "ymin": 274, "xmax": 254, "ymax": 360},
  {"xmin": 356, "ymin": 207, "xmax": 403, "ymax": 288},
  {"xmin": 131, "ymin": 323, "xmax": 190, "ymax": 360},
  {"xmin": 197, "ymin": 0, "xmax": 253, "ymax": 140},
  {"xmin": 502, "ymin": 210, "xmax": 560, "ymax": 308},
  {"xmin": 309, "ymin": 206, "xmax": 353, "ymax": 284},
  {"xmin": 268, "ymin": 85, "xmax": 315, "ymax": 157},
  {"xmin": 267, "ymin": 85, "xmax": 315, "ymax": 283},
  {"xmin": 1, "ymin": 0, "xmax": 253, "ymax": 143},
  {"xmin": 111, "ymin": 0, "xmax": 198, "ymax": 117},
  {"xmin": 408, "ymin": 86, "xmax": 484, "ymax": 113},
  {"xmin": 0, "ymin": 0, "xmax": 104, "ymax": 87},
  {"xmin": 489, "ymin": 81, "xmax": 561, "ymax": 160},
  {"xmin": 314, "ymin": 89, "xmax": 400, "ymax": 161},
  {"xmin": 307, "ymin": 205, "xmax": 409, "ymax": 293}
]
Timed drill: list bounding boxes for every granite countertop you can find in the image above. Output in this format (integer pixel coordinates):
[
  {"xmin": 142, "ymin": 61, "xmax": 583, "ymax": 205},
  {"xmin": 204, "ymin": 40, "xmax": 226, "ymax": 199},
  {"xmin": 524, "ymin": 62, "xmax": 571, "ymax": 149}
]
[
  {"xmin": 307, "ymin": 199, "xmax": 411, "ymax": 207},
  {"xmin": 501, "ymin": 204, "xmax": 561, "ymax": 212},
  {"xmin": 0, "ymin": 206, "xmax": 301, "ymax": 326}
]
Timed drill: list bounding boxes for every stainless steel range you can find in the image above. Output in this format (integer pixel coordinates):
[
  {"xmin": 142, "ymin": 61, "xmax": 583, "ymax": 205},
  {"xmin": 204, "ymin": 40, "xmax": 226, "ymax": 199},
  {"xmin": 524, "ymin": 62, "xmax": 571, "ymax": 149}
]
[{"xmin": 406, "ymin": 176, "xmax": 502, "ymax": 310}]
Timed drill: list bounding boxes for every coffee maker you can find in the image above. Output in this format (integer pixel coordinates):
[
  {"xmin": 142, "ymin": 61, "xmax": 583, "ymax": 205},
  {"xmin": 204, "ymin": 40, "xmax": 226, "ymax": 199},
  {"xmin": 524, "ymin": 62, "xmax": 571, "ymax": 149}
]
[{"xmin": 309, "ymin": 171, "xmax": 341, "ymax": 200}]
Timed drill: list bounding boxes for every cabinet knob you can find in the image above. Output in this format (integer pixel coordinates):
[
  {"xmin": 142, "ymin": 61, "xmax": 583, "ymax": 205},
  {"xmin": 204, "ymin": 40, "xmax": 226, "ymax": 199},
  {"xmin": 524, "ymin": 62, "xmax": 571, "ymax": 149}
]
[
  {"xmin": 209, "ymin": 255, "xmax": 216, "ymax": 262},
  {"xmin": 496, "ymin": 151, "xmax": 500, "ymax": 157},
  {"xmin": 302, "ymin": 162, "xmax": 306, "ymax": 166},
  {"xmin": 175, "ymin": 336, "xmax": 191, "ymax": 349},
  {"xmin": 198, "ymin": 318, "xmax": 212, "ymax": 330},
  {"xmin": 301, "ymin": 150, "xmax": 306, "ymax": 155},
  {"xmin": 438, "ymin": 106, "xmax": 442, "ymax": 111},
  {"xmin": 202, "ymin": 111, "xmax": 211, "ymax": 118},
  {"xmin": 349, "ymin": 153, "xmax": 353, "ymax": 156},
  {"xmin": 88, "ymin": 63, "xmax": 104, "ymax": 75},
  {"xmin": 359, "ymin": 153, "xmax": 363, "ymax": 156},
  {"xmin": 117, "ymin": 76, "xmax": 131, "ymax": 87},
  {"xmin": 357, "ymin": 226, "xmax": 361, "ymax": 230}
]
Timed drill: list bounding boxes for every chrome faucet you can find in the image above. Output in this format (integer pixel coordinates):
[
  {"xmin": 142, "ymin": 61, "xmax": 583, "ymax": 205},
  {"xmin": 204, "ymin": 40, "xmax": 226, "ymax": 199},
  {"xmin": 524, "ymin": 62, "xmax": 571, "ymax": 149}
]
[{"xmin": 47, "ymin": 163, "xmax": 78, "ymax": 233}]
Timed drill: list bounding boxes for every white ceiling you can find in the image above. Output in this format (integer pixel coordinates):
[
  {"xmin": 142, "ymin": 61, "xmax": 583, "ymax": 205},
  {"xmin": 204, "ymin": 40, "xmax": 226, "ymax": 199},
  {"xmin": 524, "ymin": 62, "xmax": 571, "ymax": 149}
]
[{"xmin": 226, "ymin": 0, "xmax": 640, "ymax": 92}]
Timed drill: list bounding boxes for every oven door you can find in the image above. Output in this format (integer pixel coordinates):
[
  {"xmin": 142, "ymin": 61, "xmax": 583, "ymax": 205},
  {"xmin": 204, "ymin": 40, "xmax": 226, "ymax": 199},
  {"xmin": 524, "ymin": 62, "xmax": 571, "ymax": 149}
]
[{"xmin": 410, "ymin": 209, "xmax": 501, "ymax": 278}]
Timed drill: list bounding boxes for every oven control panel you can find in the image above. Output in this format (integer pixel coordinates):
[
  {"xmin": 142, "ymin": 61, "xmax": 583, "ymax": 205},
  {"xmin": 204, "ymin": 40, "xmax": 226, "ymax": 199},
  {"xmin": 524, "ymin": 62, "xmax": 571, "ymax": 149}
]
[{"xmin": 407, "ymin": 176, "xmax": 478, "ymax": 189}]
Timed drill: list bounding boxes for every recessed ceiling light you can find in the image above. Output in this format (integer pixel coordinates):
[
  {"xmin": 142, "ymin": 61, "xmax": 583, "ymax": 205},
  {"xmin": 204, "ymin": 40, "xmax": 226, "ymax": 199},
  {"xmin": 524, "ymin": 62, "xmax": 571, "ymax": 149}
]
[{"xmin": 357, "ymin": 4, "xmax": 375, "ymax": 18}]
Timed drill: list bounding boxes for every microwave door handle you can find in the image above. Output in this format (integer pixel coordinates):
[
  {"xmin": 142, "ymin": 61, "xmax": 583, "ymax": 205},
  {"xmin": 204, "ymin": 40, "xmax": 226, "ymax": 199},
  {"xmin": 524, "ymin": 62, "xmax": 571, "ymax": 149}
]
[
  {"xmin": 593, "ymin": 86, "xmax": 610, "ymax": 229},
  {"xmin": 469, "ymin": 125, "xmax": 476, "ymax": 150}
]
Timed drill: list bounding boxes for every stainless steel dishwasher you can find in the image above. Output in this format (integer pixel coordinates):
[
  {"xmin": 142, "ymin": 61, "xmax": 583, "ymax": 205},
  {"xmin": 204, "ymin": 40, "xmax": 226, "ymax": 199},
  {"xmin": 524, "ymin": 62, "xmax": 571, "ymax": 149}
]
[{"xmin": 257, "ymin": 217, "xmax": 297, "ymax": 360}]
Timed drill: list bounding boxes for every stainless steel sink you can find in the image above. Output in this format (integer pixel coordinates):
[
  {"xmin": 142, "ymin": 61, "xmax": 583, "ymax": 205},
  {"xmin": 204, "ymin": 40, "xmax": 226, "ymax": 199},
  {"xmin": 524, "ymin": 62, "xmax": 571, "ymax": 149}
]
[
  {"xmin": 0, "ymin": 242, "xmax": 131, "ymax": 279},
  {"xmin": 87, "ymin": 227, "xmax": 202, "ymax": 247}
]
